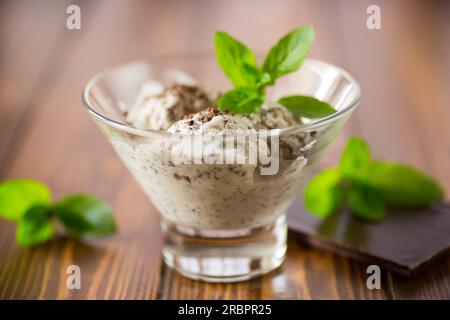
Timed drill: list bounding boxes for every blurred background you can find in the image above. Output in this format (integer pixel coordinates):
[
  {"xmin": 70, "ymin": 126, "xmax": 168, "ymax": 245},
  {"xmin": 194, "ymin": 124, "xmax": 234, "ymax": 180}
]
[{"xmin": 0, "ymin": 0, "xmax": 449, "ymax": 299}]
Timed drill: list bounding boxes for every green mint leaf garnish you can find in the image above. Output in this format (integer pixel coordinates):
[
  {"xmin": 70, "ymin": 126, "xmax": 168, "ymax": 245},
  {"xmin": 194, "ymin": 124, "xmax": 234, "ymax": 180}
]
[
  {"xmin": 304, "ymin": 137, "xmax": 444, "ymax": 222},
  {"xmin": 304, "ymin": 167, "xmax": 345, "ymax": 218},
  {"xmin": 0, "ymin": 179, "xmax": 51, "ymax": 221},
  {"xmin": 363, "ymin": 161, "xmax": 444, "ymax": 207},
  {"xmin": 215, "ymin": 26, "xmax": 330, "ymax": 117},
  {"xmin": 0, "ymin": 179, "xmax": 118, "ymax": 246},
  {"xmin": 55, "ymin": 194, "xmax": 117, "ymax": 237},
  {"xmin": 339, "ymin": 136, "xmax": 371, "ymax": 180},
  {"xmin": 262, "ymin": 26, "xmax": 314, "ymax": 82},
  {"xmin": 349, "ymin": 185, "xmax": 385, "ymax": 222},
  {"xmin": 214, "ymin": 31, "xmax": 260, "ymax": 87},
  {"xmin": 218, "ymin": 87, "xmax": 264, "ymax": 115},
  {"xmin": 278, "ymin": 95, "xmax": 336, "ymax": 118},
  {"xmin": 256, "ymin": 72, "xmax": 272, "ymax": 87},
  {"xmin": 16, "ymin": 205, "xmax": 54, "ymax": 246}
]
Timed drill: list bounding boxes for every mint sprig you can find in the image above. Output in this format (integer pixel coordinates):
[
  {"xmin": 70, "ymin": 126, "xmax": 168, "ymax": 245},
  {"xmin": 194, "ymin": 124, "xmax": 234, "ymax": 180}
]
[
  {"xmin": 0, "ymin": 180, "xmax": 50, "ymax": 221},
  {"xmin": 262, "ymin": 26, "xmax": 314, "ymax": 82},
  {"xmin": 0, "ymin": 179, "xmax": 117, "ymax": 246},
  {"xmin": 214, "ymin": 26, "xmax": 336, "ymax": 117},
  {"xmin": 278, "ymin": 95, "xmax": 336, "ymax": 118},
  {"xmin": 217, "ymin": 87, "xmax": 264, "ymax": 114},
  {"xmin": 16, "ymin": 205, "xmax": 54, "ymax": 246},
  {"xmin": 304, "ymin": 167, "xmax": 345, "ymax": 217},
  {"xmin": 214, "ymin": 31, "xmax": 260, "ymax": 87},
  {"xmin": 56, "ymin": 194, "xmax": 117, "ymax": 237},
  {"xmin": 304, "ymin": 137, "xmax": 444, "ymax": 222}
]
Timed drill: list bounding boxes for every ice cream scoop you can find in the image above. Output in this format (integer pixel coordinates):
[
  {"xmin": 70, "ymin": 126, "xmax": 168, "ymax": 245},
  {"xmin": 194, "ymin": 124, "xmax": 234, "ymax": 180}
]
[{"xmin": 126, "ymin": 83, "xmax": 217, "ymax": 131}]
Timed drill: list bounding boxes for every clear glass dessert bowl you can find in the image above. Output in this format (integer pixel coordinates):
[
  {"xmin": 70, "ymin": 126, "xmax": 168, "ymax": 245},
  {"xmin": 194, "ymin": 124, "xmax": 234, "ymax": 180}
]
[{"xmin": 82, "ymin": 56, "xmax": 360, "ymax": 282}]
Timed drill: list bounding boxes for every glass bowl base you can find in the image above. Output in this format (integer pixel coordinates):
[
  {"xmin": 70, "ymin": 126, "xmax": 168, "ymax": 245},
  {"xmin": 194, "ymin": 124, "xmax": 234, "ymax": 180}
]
[{"xmin": 161, "ymin": 215, "xmax": 287, "ymax": 283}]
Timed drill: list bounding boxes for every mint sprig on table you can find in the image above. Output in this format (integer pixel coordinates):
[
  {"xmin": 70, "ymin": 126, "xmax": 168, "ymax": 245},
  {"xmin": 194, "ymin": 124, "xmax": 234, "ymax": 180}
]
[
  {"xmin": 305, "ymin": 137, "xmax": 444, "ymax": 222},
  {"xmin": 214, "ymin": 26, "xmax": 336, "ymax": 117},
  {"xmin": 0, "ymin": 179, "xmax": 117, "ymax": 246}
]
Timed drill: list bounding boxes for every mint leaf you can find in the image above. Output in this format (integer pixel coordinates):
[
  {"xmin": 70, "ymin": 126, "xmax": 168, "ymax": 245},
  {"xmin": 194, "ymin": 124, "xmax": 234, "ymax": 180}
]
[
  {"xmin": 214, "ymin": 27, "xmax": 319, "ymax": 116},
  {"xmin": 214, "ymin": 31, "xmax": 260, "ymax": 87},
  {"xmin": 340, "ymin": 137, "xmax": 371, "ymax": 180},
  {"xmin": 257, "ymin": 72, "xmax": 272, "ymax": 87},
  {"xmin": 363, "ymin": 161, "xmax": 444, "ymax": 207},
  {"xmin": 262, "ymin": 26, "xmax": 314, "ymax": 82},
  {"xmin": 0, "ymin": 179, "xmax": 118, "ymax": 246},
  {"xmin": 16, "ymin": 205, "xmax": 54, "ymax": 246},
  {"xmin": 218, "ymin": 87, "xmax": 264, "ymax": 114},
  {"xmin": 304, "ymin": 167, "xmax": 345, "ymax": 218},
  {"xmin": 0, "ymin": 179, "xmax": 51, "ymax": 221},
  {"xmin": 303, "ymin": 136, "xmax": 445, "ymax": 223},
  {"xmin": 54, "ymin": 194, "xmax": 117, "ymax": 237},
  {"xmin": 349, "ymin": 185, "xmax": 385, "ymax": 222},
  {"xmin": 278, "ymin": 95, "xmax": 335, "ymax": 118}
]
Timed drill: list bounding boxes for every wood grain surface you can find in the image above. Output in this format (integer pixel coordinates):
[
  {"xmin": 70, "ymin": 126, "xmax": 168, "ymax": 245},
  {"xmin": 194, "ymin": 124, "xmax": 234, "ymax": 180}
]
[{"xmin": 0, "ymin": 0, "xmax": 449, "ymax": 300}]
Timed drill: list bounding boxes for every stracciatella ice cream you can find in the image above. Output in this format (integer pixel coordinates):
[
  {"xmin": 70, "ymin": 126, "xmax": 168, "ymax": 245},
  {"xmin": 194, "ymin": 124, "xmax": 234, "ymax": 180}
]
[
  {"xmin": 112, "ymin": 83, "xmax": 318, "ymax": 230},
  {"xmin": 125, "ymin": 83, "xmax": 217, "ymax": 131}
]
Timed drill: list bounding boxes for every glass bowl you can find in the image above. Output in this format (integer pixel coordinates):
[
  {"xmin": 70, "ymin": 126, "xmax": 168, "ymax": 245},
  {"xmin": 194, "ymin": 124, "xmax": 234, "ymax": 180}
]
[{"xmin": 82, "ymin": 56, "xmax": 360, "ymax": 282}]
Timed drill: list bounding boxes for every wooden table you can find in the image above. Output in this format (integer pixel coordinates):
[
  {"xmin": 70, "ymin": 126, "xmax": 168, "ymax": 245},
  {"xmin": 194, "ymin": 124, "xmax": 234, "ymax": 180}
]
[{"xmin": 0, "ymin": 0, "xmax": 449, "ymax": 299}]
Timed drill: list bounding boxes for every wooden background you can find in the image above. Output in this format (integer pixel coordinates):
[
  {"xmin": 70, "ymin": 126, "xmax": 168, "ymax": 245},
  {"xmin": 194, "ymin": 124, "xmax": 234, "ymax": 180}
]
[{"xmin": 0, "ymin": 0, "xmax": 449, "ymax": 299}]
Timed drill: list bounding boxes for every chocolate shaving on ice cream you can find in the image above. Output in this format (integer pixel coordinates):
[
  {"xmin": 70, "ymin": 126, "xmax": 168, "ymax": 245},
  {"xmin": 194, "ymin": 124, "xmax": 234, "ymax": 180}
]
[
  {"xmin": 126, "ymin": 83, "xmax": 217, "ymax": 131},
  {"xmin": 168, "ymin": 107, "xmax": 255, "ymax": 134}
]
